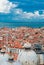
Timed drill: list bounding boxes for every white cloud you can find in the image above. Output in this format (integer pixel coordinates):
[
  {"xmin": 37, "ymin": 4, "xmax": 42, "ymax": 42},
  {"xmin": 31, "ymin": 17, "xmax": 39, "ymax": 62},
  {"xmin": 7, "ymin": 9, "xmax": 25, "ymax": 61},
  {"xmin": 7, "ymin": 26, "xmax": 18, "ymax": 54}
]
[
  {"xmin": 13, "ymin": 9, "xmax": 44, "ymax": 20},
  {"xmin": 0, "ymin": 0, "xmax": 18, "ymax": 13},
  {"xmin": 15, "ymin": 9, "xmax": 23, "ymax": 14},
  {"xmin": 34, "ymin": 11, "xmax": 39, "ymax": 16},
  {"xmin": 0, "ymin": 0, "xmax": 44, "ymax": 20}
]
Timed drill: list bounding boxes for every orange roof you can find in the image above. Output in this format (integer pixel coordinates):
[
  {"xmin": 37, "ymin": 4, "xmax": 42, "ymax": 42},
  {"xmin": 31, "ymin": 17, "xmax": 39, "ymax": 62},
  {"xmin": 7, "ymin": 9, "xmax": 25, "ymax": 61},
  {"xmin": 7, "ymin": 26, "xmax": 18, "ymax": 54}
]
[
  {"xmin": 14, "ymin": 41, "xmax": 22, "ymax": 48},
  {"xmin": 0, "ymin": 27, "xmax": 44, "ymax": 48}
]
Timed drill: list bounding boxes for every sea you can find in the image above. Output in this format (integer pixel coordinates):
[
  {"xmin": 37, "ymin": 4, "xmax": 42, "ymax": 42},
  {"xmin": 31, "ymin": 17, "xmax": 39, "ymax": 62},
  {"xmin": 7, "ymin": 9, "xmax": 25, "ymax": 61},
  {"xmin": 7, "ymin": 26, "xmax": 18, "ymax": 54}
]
[{"xmin": 0, "ymin": 22, "xmax": 44, "ymax": 28}]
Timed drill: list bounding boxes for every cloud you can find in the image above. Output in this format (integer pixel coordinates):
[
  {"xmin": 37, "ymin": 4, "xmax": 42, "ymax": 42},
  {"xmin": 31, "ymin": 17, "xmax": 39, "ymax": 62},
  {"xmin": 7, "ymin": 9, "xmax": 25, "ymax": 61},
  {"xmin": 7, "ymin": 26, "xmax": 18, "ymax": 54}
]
[
  {"xmin": 12, "ymin": 9, "xmax": 44, "ymax": 21},
  {"xmin": 0, "ymin": 0, "xmax": 18, "ymax": 13},
  {"xmin": 0, "ymin": 0, "xmax": 44, "ymax": 22}
]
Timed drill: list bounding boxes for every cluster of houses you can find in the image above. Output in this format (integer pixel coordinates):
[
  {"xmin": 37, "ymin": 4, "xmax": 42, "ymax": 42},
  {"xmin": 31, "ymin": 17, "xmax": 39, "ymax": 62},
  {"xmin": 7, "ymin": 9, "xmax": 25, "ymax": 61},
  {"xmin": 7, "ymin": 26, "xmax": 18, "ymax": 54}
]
[{"xmin": 0, "ymin": 27, "xmax": 44, "ymax": 53}]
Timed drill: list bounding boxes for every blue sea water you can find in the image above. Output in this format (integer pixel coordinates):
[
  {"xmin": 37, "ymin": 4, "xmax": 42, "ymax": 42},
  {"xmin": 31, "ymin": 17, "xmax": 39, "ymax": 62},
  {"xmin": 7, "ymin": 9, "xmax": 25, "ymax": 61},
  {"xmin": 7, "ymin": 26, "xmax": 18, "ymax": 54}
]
[{"xmin": 0, "ymin": 22, "xmax": 44, "ymax": 28}]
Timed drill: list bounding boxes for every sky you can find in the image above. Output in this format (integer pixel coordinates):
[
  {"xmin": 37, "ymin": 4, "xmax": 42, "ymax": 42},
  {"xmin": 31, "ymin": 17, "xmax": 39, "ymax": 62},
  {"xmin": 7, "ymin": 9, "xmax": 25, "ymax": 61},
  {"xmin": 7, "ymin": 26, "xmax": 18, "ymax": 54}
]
[{"xmin": 0, "ymin": 0, "xmax": 44, "ymax": 23}]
